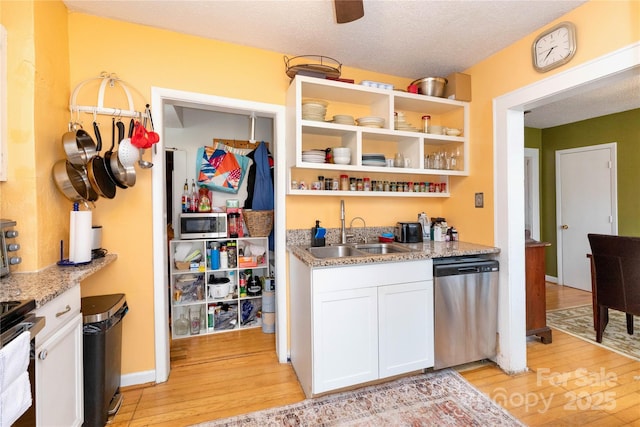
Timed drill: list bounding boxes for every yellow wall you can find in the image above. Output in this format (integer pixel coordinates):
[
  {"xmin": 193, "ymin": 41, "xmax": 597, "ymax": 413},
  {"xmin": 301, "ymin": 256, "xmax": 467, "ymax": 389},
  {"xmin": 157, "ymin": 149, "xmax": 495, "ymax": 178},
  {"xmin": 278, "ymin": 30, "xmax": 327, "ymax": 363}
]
[
  {"xmin": 2, "ymin": 0, "xmax": 637, "ymax": 377},
  {"xmin": 444, "ymin": 0, "xmax": 638, "ymax": 244}
]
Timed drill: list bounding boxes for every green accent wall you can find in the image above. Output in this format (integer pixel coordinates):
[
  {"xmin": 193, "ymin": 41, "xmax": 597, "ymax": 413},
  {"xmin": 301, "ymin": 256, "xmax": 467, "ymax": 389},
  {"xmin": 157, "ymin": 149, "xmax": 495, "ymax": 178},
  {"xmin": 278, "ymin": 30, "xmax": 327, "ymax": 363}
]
[{"xmin": 525, "ymin": 108, "xmax": 640, "ymax": 277}]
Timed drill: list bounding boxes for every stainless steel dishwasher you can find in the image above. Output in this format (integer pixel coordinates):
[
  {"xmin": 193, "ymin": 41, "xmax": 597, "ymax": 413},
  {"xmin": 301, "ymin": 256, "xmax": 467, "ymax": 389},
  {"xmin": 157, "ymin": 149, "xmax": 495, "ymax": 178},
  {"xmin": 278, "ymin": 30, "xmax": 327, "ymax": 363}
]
[{"xmin": 433, "ymin": 257, "xmax": 499, "ymax": 369}]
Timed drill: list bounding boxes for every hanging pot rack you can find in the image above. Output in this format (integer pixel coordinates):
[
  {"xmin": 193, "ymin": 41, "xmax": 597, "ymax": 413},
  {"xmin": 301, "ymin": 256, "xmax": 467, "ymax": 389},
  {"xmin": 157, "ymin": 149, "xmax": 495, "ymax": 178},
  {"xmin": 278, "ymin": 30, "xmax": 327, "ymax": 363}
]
[{"xmin": 69, "ymin": 72, "xmax": 144, "ymax": 120}]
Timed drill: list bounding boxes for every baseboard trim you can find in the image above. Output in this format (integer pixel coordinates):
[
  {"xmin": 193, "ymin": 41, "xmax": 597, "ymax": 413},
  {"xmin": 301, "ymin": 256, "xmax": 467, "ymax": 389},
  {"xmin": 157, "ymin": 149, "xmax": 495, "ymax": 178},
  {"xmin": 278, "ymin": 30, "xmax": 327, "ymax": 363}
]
[
  {"xmin": 121, "ymin": 370, "xmax": 156, "ymax": 387},
  {"xmin": 545, "ymin": 275, "xmax": 558, "ymax": 284}
]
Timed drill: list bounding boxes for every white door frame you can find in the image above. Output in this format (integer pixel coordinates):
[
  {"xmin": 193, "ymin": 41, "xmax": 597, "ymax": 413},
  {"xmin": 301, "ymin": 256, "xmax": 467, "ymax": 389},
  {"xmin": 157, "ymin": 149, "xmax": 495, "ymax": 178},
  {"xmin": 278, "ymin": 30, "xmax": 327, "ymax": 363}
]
[
  {"xmin": 555, "ymin": 143, "xmax": 618, "ymax": 287},
  {"xmin": 150, "ymin": 88, "xmax": 287, "ymax": 383},
  {"xmin": 494, "ymin": 42, "xmax": 639, "ymax": 374},
  {"xmin": 524, "ymin": 148, "xmax": 540, "ymax": 241}
]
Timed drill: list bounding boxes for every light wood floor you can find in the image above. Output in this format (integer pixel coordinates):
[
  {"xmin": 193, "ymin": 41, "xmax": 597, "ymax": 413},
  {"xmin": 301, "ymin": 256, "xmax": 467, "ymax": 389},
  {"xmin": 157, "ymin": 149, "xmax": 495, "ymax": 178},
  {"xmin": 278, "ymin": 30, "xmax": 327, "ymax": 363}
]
[{"xmin": 111, "ymin": 284, "xmax": 640, "ymax": 426}]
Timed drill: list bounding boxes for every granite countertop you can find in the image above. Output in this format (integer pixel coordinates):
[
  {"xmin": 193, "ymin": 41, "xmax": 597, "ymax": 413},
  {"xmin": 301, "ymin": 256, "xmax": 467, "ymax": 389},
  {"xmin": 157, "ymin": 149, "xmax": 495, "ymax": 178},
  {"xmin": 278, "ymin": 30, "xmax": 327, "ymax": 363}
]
[
  {"xmin": 0, "ymin": 254, "xmax": 117, "ymax": 307},
  {"xmin": 287, "ymin": 240, "xmax": 500, "ymax": 268}
]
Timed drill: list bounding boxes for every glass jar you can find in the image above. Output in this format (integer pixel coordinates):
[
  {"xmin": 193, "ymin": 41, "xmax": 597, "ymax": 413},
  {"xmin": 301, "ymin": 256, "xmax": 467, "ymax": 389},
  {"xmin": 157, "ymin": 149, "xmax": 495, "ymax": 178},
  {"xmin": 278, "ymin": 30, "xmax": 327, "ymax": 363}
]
[
  {"xmin": 363, "ymin": 177, "xmax": 371, "ymax": 191},
  {"xmin": 394, "ymin": 152, "xmax": 404, "ymax": 168},
  {"xmin": 340, "ymin": 174, "xmax": 349, "ymax": 191},
  {"xmin": 173, "ymin": 313, "xmax": 189, "ymax": 336},
  {"xmin": 324, "ymin": 178, "xmax": 333, "ymax": 191},
  {"xmin": 356, "ymin": 178, "xmax": 364, "ymax": 191},
  {"xmin": 349, "ymin": 177, "xmax": 356, "ymax": 191},
  {"xmin": 422, "ymin": 115, "xmax": 431, "ymax": 133}
]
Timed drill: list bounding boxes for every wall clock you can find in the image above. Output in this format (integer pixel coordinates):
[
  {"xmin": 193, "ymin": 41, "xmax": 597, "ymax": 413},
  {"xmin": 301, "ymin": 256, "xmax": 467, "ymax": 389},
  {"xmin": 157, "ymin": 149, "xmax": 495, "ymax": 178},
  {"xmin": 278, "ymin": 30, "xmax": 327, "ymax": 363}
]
[{"xmin": 532, "ymin": 22, "xmax": 577, "ymax": 73}]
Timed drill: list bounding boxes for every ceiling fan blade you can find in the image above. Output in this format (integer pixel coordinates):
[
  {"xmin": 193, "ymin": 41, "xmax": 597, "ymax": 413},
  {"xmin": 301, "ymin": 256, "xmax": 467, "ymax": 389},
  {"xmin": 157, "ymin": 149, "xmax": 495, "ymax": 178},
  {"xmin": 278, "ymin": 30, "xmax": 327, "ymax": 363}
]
[{"xmin": 335, "ymin": 0, "xmax": 364, "ymax": 24}]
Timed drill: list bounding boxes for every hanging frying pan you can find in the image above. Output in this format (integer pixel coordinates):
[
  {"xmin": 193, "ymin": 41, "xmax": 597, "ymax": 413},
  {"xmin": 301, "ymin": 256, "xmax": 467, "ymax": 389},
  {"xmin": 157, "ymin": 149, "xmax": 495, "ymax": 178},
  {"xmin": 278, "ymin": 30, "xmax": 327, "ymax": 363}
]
[
  {"xmin": 86, "ymin": 121, "xmax": 116, "ymax": 199},
  {"xmin": 105, "ymin": 118, "xmax": 127, "ymax": 189}
]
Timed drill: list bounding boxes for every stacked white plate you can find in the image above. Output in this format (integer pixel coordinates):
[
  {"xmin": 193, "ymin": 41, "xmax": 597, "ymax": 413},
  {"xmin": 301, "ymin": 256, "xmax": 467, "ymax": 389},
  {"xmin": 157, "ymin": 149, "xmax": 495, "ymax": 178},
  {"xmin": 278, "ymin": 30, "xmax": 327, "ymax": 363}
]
[
  {"xmin": 332, "ymin": 114, "xmax": 355, "ymax": 125},
  {"xmin": 302, "ymin": 98, "xmax": 328, "ymax": 121},
  {"xmin": 302, "ymin": 149, "xmax": 326, "ymax": 163},
  {"xmin": 362, "ymin": 153, "xmax": 386, "ymax": 167},
  {"xmin": 394, "ymin": 111, "xmax": 420, "ymax": 132},
  {"xmin": 356, "ymin": 116, "xmax": 385, "ymax": 128}
]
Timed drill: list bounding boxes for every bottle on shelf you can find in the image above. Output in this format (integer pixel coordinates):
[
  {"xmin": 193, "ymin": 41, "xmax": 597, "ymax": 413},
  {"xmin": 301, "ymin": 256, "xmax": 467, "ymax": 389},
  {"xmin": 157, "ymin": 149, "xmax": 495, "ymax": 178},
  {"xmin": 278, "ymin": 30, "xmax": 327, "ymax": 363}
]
[
  {"xmin": 209, "ymin": 242, "xmax": 220, "ymax": 270},
  {"xmin": 219, "ymin": 245, "xmax": 228, "ymax": 269},
  {"xmin": 190, "ymin": 179, "xmax": 199, "ymax": 212},
  {"xmin": 239, "ymin": 271, "xmax": 247, "ymax": 297},
  {"xmin": 182, "ymin": 180, "xmax": 190, "ymax": 213},
  {"xmin": 207, "ymin": 306, "xmax": 215, "ymax": 331}
]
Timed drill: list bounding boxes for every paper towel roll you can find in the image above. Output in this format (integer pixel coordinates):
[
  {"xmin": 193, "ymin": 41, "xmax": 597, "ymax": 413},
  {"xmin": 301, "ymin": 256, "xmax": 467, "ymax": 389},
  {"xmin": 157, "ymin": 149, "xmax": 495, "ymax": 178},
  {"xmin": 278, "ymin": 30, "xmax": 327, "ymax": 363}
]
[{"xmin": 70, "ymin": 210, "xmax": 92, "ymax": 263}]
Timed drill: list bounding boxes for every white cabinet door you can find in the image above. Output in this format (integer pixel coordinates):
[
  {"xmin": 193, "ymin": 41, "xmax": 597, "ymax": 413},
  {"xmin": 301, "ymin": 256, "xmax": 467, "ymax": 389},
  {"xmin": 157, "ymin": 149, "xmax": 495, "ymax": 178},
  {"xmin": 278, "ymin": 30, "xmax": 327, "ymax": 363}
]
[
  {"xmin": 36, "ymin": 313, "xmax": 83, "ymax": 427},
  {"xmin": 378, "ymin": 280, "xmax": 434, "ymax": 378},
  {"xmin": 312, "ymin": 287, "xmax": 378, "ymax": 394}
]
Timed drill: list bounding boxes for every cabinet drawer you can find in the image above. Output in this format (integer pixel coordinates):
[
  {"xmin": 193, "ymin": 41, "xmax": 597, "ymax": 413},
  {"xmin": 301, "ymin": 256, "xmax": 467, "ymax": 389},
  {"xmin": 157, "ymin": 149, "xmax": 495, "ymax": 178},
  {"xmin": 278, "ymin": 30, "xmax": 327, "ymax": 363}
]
[
  {"xmin": 313, "ymin": 259, "xmax": 432, "ymax": 293},
  {"xmin": 35, "ymin": 286, "xmax": 81, "ymax": 344}
]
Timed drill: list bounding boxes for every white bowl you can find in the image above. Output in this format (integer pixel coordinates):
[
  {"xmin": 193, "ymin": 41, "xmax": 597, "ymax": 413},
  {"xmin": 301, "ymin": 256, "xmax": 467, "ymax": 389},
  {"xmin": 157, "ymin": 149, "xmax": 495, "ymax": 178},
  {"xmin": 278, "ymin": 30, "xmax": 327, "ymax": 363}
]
[
  {"xmin": 429, "ymin": 125, "xmax": 444, "ymax": 135},
  {"xmin": 446, "ymin": 128, "xmax": 462, "ymax": 136},
  {"xmin": 333, "ymin": 157, "xmax": 351, "ymax": 165},
  {"xmin": 332, "ymin": 147, "xmax": 351, "ymax": 155}
]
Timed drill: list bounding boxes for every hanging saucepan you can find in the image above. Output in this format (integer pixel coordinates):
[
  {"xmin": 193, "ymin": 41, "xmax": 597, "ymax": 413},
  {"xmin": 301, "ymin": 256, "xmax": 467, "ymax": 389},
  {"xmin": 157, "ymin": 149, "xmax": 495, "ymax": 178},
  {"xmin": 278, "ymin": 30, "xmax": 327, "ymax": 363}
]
[
  {"xmin": 52, "ymin": 159, "xmax": 95, "ymax": 202},
  {"xmin": 86, "ymin": 122, "xmax": 116, "ymax": 199},
  {"xmin": 61, "ymin": 122, "xmax": 97, "ymax": 166},
  {"xmin": 104, "ymin": 118, "xmax": 127, "ymax": 189}
]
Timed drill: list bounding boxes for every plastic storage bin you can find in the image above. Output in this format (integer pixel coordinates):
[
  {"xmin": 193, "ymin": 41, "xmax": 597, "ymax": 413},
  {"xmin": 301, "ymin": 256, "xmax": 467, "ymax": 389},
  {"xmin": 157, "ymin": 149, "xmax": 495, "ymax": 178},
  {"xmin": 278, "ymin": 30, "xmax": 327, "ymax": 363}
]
[{"xmin": 81, "ymin": 294, "xmax": 128, "ymax": 427}]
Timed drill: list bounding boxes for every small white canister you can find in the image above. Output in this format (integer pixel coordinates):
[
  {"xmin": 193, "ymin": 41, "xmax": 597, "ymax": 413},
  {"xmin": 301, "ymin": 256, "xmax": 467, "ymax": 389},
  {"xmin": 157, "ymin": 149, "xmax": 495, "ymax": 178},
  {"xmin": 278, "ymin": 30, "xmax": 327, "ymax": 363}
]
[{"xmin": 91, "ymin": 226, "xmax": 102, "ymax": 250}]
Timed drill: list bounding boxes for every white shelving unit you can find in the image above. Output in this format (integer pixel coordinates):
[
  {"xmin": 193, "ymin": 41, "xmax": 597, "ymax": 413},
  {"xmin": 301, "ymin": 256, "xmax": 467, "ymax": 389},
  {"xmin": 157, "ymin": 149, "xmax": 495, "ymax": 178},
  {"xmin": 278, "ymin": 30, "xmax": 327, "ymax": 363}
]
[
  {"xmin": 285, "ymin": 75, "xmax": 469, "ymax": 197},
  {"xmin": 169, "ymin": 237, "xmax": 270, "ymax": 339}
]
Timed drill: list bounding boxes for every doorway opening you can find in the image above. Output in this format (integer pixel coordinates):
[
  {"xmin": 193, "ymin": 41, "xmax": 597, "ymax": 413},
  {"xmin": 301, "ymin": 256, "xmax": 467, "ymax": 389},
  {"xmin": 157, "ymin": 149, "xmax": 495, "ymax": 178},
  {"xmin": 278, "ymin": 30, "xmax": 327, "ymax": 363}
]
[
  {"xmin": 151, "ymin": 88, "xmax": 287, "ymax": 383},
  {"xmin": 494, "ymin": 42, "xmax": 639, "ymax": 374}
]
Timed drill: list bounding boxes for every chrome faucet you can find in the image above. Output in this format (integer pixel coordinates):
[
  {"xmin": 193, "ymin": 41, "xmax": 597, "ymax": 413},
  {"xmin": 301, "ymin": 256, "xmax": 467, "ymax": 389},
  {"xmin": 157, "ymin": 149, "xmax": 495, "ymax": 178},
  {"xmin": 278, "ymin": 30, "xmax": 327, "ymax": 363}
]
[
  {"xmin": 349, "ymin": 216, "xmax": 367, "ymax": 243},
  {"xmin": 340, "ymin": 200, "xmax": 347, "ymax": 244}
]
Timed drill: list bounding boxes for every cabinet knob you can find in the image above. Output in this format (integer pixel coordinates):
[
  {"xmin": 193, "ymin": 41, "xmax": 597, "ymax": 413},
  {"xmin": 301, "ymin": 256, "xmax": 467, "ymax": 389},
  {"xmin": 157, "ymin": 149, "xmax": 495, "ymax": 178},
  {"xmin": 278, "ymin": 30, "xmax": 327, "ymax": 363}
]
[
  {"xmin": 561, "ymin": 224, "xmax": 569, "ymax": 230},
  {"xmin": 38, "ymin": 349, "xmax": 48, "ymax": 360}
]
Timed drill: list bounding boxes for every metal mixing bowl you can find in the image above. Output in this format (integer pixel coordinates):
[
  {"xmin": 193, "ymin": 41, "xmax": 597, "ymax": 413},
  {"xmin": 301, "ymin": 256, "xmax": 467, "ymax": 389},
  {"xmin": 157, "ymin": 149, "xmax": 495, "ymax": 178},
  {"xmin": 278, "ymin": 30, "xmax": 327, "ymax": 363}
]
[{"xmin": 410, "ymin": 77, "xmax": 448, "ymax": 97}]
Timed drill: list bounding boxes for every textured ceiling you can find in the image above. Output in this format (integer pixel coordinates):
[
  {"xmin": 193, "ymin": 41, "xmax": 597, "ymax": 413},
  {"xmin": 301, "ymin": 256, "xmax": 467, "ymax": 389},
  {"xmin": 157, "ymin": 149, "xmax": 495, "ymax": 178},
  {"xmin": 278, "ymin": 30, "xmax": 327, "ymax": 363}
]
[{"xmin": 63, "ymin": 0, "xmax": 639, "ymax": 128}]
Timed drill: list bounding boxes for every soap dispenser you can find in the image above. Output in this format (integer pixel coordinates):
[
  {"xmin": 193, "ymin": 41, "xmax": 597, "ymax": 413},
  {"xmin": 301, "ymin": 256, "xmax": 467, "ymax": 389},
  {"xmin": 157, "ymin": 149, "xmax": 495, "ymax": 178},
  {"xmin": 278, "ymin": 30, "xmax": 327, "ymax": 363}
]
[{"xmin": 311, "ymin": 220, "xmax": 326, "ymax": 247}]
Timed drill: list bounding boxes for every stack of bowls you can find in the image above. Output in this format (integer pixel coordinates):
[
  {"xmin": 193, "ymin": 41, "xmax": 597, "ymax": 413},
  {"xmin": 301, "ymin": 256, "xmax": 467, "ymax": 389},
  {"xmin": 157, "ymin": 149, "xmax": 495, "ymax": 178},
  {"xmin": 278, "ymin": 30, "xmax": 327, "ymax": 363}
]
[
  {"xmin": 332, "ymin": 114, "xmax": 355, "ymax": 125},
  {"xmin": 332, "ymin": 147, "xmax": 351, "ymax": 165},
  {"xmin": 356, "ymin": 116, "xmax": 385, "ymax": 128},
  {"xmin": 302, "ymin": 98, "xmax": 328, "ymax": 121}
]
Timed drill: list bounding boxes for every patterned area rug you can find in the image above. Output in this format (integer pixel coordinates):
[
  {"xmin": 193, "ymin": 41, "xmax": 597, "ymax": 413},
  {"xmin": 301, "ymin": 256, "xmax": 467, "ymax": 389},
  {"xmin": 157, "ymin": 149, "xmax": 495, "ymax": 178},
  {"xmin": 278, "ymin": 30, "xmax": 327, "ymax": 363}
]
[
  {"xmin": 192, "ymin": 369, "xmax": 523, "ymax": 426},
  {"xmin": 547, "ymin": 304, "xmax": 640, "ymax": 361}
]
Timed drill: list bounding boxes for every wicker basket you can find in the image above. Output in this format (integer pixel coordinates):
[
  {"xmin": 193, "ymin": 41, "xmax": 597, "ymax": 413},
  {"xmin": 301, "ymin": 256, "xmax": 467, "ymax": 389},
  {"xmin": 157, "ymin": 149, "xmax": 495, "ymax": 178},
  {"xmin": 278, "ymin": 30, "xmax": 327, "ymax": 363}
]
[{"xmin": 243, "ymin": 209, "xmax": 274, "ymax": 237}]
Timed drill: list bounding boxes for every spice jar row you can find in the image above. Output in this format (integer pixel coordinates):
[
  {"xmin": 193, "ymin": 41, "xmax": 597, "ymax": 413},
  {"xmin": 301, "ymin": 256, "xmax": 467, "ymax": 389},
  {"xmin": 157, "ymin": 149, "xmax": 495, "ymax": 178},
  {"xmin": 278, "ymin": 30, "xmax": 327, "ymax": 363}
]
[{"xmin": 291, "ymin": 175, "xmax": 447, "ymax": 193}]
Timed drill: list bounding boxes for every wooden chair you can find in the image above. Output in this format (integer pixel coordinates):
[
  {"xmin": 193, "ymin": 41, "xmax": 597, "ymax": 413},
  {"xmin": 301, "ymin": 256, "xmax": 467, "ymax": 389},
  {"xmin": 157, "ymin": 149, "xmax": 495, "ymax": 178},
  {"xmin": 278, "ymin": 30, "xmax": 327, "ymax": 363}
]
[{"xmin": 587, "ymin": 233, "xmax": 640, "ymax": 343}]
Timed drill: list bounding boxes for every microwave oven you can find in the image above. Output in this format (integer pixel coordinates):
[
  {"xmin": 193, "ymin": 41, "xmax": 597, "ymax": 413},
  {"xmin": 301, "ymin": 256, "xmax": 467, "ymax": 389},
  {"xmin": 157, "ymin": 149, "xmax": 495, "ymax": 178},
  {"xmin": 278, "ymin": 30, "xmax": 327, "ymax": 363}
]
[{"xmin": 179, "ymin": 213, "xmax": 227, "ymax": 239}]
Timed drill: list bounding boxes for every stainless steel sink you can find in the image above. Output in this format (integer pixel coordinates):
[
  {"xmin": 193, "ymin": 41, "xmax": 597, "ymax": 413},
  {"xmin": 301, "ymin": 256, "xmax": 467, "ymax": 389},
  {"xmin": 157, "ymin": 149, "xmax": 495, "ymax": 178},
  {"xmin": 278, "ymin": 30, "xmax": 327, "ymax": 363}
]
[
  {"xmin": 307, "ymin": 242, "xmax": 413, "ymax": 259},
  {"xmin": 307, "ymin": 245, "xmax": 366, "ymax": 259},
  {"xmin": 351, "ymin": 243, "xmax": 411, "ymax": 254}
]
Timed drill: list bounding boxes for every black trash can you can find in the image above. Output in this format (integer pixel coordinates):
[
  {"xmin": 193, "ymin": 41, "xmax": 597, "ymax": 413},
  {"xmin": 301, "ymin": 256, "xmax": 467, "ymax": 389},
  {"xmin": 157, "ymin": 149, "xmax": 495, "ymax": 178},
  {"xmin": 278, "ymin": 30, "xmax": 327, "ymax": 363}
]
[{"xmin": 81, "ymin": 294, "xmax": 128, "ymax": 427}]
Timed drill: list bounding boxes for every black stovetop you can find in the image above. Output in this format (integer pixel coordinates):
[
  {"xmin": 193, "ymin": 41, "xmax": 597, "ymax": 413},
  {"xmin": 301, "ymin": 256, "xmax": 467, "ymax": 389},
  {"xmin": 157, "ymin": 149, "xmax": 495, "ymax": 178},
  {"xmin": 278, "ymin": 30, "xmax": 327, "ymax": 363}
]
[{"xmin": 0, "ymin": 299, "xmax": 36, "ymax": 332}]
